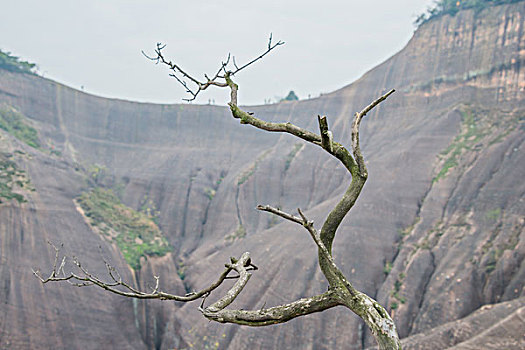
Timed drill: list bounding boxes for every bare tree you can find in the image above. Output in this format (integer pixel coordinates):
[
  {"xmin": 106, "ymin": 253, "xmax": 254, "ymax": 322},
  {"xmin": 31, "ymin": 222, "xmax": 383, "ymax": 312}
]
[{"xmin": 34, "ymin": 36, "xmax": 401, "ymax": 349}]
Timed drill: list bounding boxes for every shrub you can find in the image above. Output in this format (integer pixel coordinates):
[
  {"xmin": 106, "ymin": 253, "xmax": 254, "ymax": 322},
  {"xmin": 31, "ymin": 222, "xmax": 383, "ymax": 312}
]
[
  {"xmin": 282, "ymin": 90, "xmax": 299, "ymax": 101},
  {"xmin": 77, "ymin": 187, "xmax": 171, "ymax": 270},
  {"xmin": 0, "ymin": 105, "xmax": 41, "ymax": 149},
  {"xmin": 0, "ymin": 50, "xmax": 36, "ymax": 74},
  {"xmin": 415, "ymin": 0, "xmax": 523, "ymax": 28}
]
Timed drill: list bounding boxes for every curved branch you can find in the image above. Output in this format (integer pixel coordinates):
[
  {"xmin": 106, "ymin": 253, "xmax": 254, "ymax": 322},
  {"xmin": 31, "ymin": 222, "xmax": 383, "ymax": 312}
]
[
  {"xmin": 204, "ymin": 252, "xmax": 254, "ymax": 312},
  {"xmin": 202, "ymin": 290, "xmax": 340, "ymax": 326},
  {"xmin": 32, "ymin": 242, "xmax": 237, "ymax": 302},
  {"xmin": 318, "ymin": 90, "xmax": 395, "ymax": 283},
  {"xmin": 352, "ymin": 89, "xmax": 395, "ymax": 176},
  {"xmin": 224, "ymin": 76, "xmax": 395, "ymax": 291},
  {"xmin": 345, "ymin": 292, "xmax": 402, "ymax": 350},
  {"xmin": 257, "ymin": 205, "xmax": 359, "ymax": 296},
  {"xmin": 255, "ymin": 205, "xmax": 400, "ymax": 347},
  {"xmin": 225, "ymin": 79, "xmax": 357, "ymax": 174},
  {"xmin": 192, "ymin": 231, "xmax": 342, "ymax": 327}
]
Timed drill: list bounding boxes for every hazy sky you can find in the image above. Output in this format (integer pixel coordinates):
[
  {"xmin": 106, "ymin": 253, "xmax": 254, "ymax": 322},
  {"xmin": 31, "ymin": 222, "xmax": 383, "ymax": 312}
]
[{"xmin": 1, "ymin": 1, "xmax": 433, "ymax": 105}]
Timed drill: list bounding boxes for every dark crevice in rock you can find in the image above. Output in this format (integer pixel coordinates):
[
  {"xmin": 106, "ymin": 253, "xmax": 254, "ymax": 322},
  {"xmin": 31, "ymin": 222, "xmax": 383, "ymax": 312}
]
[
  {"xmin": 389, "ymin": 165, "xmax": 434, "ymax": 281},
  {"xmin": 461, "ymin": 135, "xmax": 510, "ymax": 212},
  {"xmin": 301, "ymin": 257, "xmax": 321, "ymax": 297},
  {"xmin": 180, "ymin": 169, "xmax": 198, "ymax": 238},
  {"xmin": 199, "ymin": 201, "xmax": 211, "ymax": 240},
  {"xmin": 408, "ymin": 250, "xmax": 436, "ymax": 335},
  {"xmin": 234, "ymin": 184, "xmax": 243, "ymax": 227},
  {"xmin": 500, "ymin": 6, "xmax": 511, "ymax": 48},
  {"xmin": 306, "ymin": 164, "xmax": 316, "ymax": 209}
]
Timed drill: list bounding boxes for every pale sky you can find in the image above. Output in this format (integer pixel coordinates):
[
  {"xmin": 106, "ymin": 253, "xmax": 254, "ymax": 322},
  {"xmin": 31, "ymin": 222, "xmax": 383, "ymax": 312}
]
[{"xmin": 1, "ymin": 1, "xmax": 433, "ymax": 105}]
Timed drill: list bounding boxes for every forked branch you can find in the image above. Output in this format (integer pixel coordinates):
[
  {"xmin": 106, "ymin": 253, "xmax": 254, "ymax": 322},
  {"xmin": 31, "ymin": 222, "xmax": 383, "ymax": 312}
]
[
  {"xmin": 201, "ymin": 248, "xmax": 341, "ymax": 326},
  {"xmin": 256, "ymin": 205, "xmax": 359, "ymax": 297},
  {"xmin": 33, "ymin": 242, "xmax": 241, "ymax": 302},
  {"xmin": 142, "ymin": 34, "xmax": 284, "ymax": 101},
  {"xmin": 191, "ymin": 37, "xmax": 398, "ymax": 347}
]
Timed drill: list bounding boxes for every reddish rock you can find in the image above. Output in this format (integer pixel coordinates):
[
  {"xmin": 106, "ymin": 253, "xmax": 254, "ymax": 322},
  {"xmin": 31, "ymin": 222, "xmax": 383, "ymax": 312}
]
[{"xmin": 0, "ymin": 2, "xmax": 523, "ymax": 349}]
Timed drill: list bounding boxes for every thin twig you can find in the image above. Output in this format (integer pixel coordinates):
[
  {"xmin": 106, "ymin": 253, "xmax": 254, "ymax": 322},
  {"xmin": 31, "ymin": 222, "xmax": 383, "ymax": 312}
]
[
  {"xmin": 32, "ymin": 242, "xmax": 243, "ymax": 302},
  {"xmin": 143, "ymin": 35, "xmax": 283, "ymax": 101},
  {"xmin": 352, "ymin": 89, "xmax": 395, "ymax": 176},
  {"xmin": 230, "ymin": 33, "xmax": 284, "ymax": 76},
  {"xmin": 256, "ymin": 204, "xmax": 303, "ymax": 225}
]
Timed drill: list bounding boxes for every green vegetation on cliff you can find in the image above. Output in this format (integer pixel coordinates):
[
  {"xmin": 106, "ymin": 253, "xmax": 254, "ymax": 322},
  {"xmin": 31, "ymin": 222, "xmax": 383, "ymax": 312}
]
[
  {"xmin": 0, "ymin": 105, "xmax": 41, "ymax": 149},
  {"xmin": 433, "ymin": 110, "xmax": 480, "ymax": 182},
  {"xmin": 282, "ymin": 90, "xmax": 299, "ymax": 101},
  {"xmin": 0, "ymin": 153, "xmax": 33, "ymax": 204},
  {"xmin": 237, "ymin": 149, "xmax": 272, "ymax": 185},
  {"xmin": 433, "ymin": 107, "xmax": 521, "ymax": 182},
  {"xmin": 77, "ymin": 187, "xmax": 171, "ymax": 270},
  {"xmin": 415, "ymin": 0, "xmax": 523, "ymax": 27},
  {"xmin": 225, "ymin": 224, "xmax": 246, "ymax": 243},
  {"xmin": 0, "ymin": 50, "xmax": 36, "ymax": 74}
]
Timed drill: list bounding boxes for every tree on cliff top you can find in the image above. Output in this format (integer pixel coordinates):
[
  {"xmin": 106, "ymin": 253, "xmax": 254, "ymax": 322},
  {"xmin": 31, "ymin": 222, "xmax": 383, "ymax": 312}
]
[
  {"xmin": 415, "ymin": 0, "xmax": 523, "ymax": 27},
  {"xmin": 34, "ymin": 36, "xmax": 401, "ymax": 349},
  {"xmin": 283, "ymin": 90, "xmax": 299, "ymax": 101},
  {"xmin": 0, "ymin": 50, "xmax": 36, "ymax": 75}
]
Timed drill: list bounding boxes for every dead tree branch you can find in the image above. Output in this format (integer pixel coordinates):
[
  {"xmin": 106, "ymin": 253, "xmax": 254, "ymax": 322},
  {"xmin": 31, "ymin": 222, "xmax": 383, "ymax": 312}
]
[
  {"xmin": 142, "ymin": 33, "xmax": 283, "ymax": 102},
  {"xmin": 203, "ymin": 290, "xmax": 340, "ymax": 326},
  {"xmin": 144, "ymin": 36, "xmax": 400, "ymax": 348},
  {"xmin": 33, "ymin": 242, "xmax": 241, "ymax": 302},
  {"xmin": 36, "ymin": 37, "xmax": 401, "ymax": 350}
]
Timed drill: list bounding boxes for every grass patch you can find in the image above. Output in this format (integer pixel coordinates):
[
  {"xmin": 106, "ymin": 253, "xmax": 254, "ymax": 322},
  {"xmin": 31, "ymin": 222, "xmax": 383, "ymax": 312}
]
[
  {"xmin": 139, "ymin": 195, "xmax": 160, "ymax": 225},
  {"xmin": 204, "ymin": 171, "xmax": 226, "ymax": 200},
  {"xmin": 238, "ymin": 164, "xmax": 256, "ymax": 185},
  {"xmin": 177, "ymin": 260, "xmax": 187, "ymax": 280},
  {"xmin": 433, "ymin": 107, "xmax": 522, "ymax": 183},
  {"xmin": 398, "ymin": 217, "xmax": 420, "ymax": 238},
  {"xmin": 225, "ymin": 224, "xmax": 247, "ymax": 243},
  {"xmin": 0, "ymin": 104, "xmax": 41, "ymax": 149},
  {"xmin": 215, "ymin": 172, "xmax": 226, "ymax": 187},
  {"xmin": 383, "ymin": 261, "xmax": 393, "ymax": 276},
  {"xmin": 237, "ymin": 150, "xmax": 271, "ymax": 185},
  {"xmin": 87, "ymin": 163, "xmax": 108, "ymax": 185},
  {"xmin": 390, "ymin": 273, "xmax": 406, "ymax": 304},
  {"xmin": 397, "ymin": 216, "xmax": 421, "ymax": 251},
  {"xmin": 77, "ymin": 187, "xmax": 171, "ymax": 270},
  {"xmin": 0, "ymin": 153, "xmax": 33, "ymax": 204},
  {"xmin": 434, "ymin": 110, "xmax": 483, "ymax": 182},
  {"xmin": 50, "ymin": 149, "xmax": 62, "ymax": 156},
  {"xmin": 484, "ymin": 208, "xmax": 501, "ymax": 222},
  {"xmin": 484, "ymin": 249, "xmax": 500, "ymax": 274},
  {"xmin": 204, "ymin": 187, "xmax": 216, "ymax": 200}
]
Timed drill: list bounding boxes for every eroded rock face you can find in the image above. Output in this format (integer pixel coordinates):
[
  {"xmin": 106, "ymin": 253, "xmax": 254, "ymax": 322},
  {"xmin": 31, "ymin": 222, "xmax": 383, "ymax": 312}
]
[
  {"xmin": 398, "ymin": 297, "xmax": 525, "ymax": 350},
  {"xmin": 0, "ymin": 2, "xmax": 523, "ymax": 349}
]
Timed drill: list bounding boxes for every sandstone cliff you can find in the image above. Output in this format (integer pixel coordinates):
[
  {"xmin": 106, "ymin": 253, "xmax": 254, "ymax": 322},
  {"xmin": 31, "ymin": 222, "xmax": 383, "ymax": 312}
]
[{"xmin": 0, "ymin": 2, "xmax": 523, "ymax": 349}]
